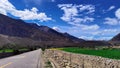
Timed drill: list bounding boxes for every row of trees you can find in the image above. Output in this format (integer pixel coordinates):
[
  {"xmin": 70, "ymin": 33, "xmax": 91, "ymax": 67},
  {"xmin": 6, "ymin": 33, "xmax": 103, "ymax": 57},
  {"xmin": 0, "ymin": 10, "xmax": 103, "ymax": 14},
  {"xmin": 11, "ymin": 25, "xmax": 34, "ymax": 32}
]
[{"xmin": 0, "ymin": 43, "xmax": 42, "ymax": 54}]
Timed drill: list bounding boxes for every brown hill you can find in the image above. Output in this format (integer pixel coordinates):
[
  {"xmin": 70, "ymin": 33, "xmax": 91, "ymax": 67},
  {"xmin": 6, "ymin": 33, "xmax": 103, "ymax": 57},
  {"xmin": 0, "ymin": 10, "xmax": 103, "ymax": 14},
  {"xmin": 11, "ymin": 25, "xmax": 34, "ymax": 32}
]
[
  {"xmin": 110, "ymin": 33, "xmax": 120, "ymax": 46},
  {"xmin": 0, "ymin": 14, "xmax": 85, "ymax": 48},
  {"xmin": 111, "ymin": 33, "xmax": 120, "ymax": 41}
]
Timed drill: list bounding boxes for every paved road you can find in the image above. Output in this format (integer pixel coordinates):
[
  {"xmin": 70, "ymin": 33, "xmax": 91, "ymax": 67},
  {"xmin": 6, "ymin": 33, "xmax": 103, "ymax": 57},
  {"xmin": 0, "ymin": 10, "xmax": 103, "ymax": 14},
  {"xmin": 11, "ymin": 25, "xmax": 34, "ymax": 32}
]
[{"xmin": 0, "ymin": 49, "xmax": 42, "ymax": 68}]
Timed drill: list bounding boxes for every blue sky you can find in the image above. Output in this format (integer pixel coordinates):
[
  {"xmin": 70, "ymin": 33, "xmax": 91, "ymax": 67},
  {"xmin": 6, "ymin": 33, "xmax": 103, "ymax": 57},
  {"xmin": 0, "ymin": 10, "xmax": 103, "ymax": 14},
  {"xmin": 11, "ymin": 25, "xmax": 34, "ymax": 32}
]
[{"xmin": 0, "ymin": 0, "xmax": 120, "ymax": 40}]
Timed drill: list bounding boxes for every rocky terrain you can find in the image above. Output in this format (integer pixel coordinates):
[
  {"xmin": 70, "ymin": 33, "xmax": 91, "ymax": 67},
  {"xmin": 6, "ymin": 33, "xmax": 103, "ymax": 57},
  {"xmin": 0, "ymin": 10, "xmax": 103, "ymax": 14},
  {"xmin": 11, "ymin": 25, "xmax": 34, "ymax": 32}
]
[{"xmin": 45, "ymin": 49, "xmax": 120, "ymax": 68}]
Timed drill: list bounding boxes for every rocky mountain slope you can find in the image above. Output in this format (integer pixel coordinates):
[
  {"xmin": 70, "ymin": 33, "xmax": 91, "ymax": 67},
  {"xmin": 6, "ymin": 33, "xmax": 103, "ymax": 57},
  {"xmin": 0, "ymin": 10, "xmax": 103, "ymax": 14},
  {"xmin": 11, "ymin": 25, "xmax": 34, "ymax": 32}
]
[
  {"xmin": 111, "ymin": 33, "xmax": 120, "ymax": 41},
  {"xmin": 110, "ymin": 33, "xmax": 120, "ymax": 46},
  {"xmin": 0, "ymin": 14, "xmax": 84, "ymax": 48}
]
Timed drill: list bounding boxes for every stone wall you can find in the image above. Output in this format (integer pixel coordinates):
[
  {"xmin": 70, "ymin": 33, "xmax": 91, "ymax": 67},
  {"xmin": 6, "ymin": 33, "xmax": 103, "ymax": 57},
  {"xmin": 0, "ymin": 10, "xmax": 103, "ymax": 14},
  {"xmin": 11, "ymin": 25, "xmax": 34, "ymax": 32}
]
[{"xmin": 44, "ymin": 49, "xmax": 120, "ymax": 68}]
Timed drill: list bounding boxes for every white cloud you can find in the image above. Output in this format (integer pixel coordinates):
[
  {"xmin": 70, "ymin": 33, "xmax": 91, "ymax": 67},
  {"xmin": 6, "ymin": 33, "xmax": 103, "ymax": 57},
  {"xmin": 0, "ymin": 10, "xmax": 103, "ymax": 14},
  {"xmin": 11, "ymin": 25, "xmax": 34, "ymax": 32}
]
[
  {"xmin": 108, "ymin": 6, "xmax": 115, "ymax": 11},
  {"xmin": 58, "ymin": 25, "xmax": 120, "ymax": 40},
  {"xmin": 99, "ymin": 29, "xmax": 120, "ymax": 36},
  {"xmin": 79, "ymin": 5, "xmax": 95, "ymax": 14},
  {"xmin": 104, "ymin": 8, "xmax": 120, "ymax": 25},
  {"xmin": 115, "ymin": 8, "xmax": 120, "ymax": 19},
  {"xmin": 12, "ymin": 9, "xmax": 52, "ymax": 22},
  {"xmin": 59, "ymin": 4, "xmax": 78, "ymax": 23},
  {"xmin": 81, "ymin": 24, "xmax": 99, "ymax": 30},
  {"xmin": 58, "ymin": 4, "xmax": 95, "ymax": 27},
  {"xmin": 0, "ymin": 0, "xmax": 52, "ymax": 22},
  {"xmin": 52, "ymin": 26, "xmax": 60, "ymax": 31},
  {"xmin": 102, "ymin": 6, "xmax": 115, "ymax": 14},
  {"xmin": 58, "ymin": 4, "xmax": 99, "ymax": 31},
  {"xmin": 96, "ymin": 37, "xmax": 112, "ymax": 40},
  {"xmin": 104, "ymin": 17, "xmax": 119, "ymax": 25},
  {"xmin": 0, "ymin": 0, "xmax": 15, "ymax": 12},
  {"xmin": 103, "ymin": 29, "xmax": 117, "ymax": 32},
  {"xmin": 79, "ymin": 36, "xmax": 94, "ymax": 40},
  {"xmin": 67, "ymin": 17, "xmax": 95, "ymax": 26},
  {"xmin": 0, "ymin": 8, "xmax": 7, "ymax": 15},
  {"xmin": 58, "ymin": 5, "xmax": 120, "ymax": 40},
  {"xmin": 31, "ymin": 7, "xmax": 39, "ymax": 13}
]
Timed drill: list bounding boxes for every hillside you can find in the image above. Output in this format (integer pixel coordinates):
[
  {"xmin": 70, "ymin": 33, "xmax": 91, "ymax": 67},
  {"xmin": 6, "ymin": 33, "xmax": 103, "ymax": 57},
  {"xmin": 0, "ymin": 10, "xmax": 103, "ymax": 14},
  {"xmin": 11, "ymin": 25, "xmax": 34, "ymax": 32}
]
[
  {"xmin": 110, "ymin": 33, "xmax": 120, "ymax": 46},
  {"xmin": 62, "ymin": 32, "xmax": 85, "ymax": 43},
  {"xmin": 0, "ymin": 14, "xmax": 84, "ymax": 48},
  {"xmin": 111, "ymin": 33, "xmax": 120, "ymax": 41}
]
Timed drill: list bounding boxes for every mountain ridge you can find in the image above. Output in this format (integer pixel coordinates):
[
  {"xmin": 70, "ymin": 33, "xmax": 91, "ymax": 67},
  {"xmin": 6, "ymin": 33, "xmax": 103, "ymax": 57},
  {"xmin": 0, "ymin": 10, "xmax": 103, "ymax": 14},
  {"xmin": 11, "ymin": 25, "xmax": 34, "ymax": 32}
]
[
  {"xmin": 111, "ymin": 33, "xmax": 120, "ymax": 41},
  {"xmin": 110, "ymin": 33, "xmax": 120, "ymax": 46},
  {"xmin": 0, "ymin": 14, "xmax": 84, "ymax": 48}
]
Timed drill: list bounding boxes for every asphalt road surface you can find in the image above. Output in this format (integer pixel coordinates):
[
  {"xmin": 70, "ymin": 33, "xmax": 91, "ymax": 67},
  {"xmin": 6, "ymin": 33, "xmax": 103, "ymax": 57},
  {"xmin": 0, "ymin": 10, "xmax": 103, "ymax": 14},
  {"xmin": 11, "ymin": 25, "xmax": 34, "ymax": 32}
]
[{"xmin": 0, "ymin": 49, "xmax": 42, "ymax": 68}]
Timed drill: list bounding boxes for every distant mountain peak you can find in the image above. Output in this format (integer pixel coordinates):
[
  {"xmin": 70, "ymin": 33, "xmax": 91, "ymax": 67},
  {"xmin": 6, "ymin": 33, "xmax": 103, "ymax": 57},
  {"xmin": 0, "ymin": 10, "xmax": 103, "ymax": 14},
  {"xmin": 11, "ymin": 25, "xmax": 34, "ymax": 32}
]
[
  {"xmin": 111, "ymin": 33, "xmax": 120, "ymax": 41},
  {"xmin": 62, "ymin": 32, "xmax": 85, "ymax": 42}
]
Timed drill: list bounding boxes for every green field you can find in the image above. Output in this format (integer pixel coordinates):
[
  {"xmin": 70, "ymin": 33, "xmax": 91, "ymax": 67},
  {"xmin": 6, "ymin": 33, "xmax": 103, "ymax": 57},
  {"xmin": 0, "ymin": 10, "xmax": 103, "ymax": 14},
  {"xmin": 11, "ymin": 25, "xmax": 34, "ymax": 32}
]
[{"xmin": 60, "ymin": 47, "xmax": 120, "ymax": 59}]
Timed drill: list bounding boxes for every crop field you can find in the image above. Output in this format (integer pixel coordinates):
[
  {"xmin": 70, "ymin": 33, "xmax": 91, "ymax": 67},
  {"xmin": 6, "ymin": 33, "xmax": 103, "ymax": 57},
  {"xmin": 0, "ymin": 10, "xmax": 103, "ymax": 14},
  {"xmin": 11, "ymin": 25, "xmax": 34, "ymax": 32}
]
[{"xmin": 59, "ymin": 47, "xmax": 120, "ymax": 59}]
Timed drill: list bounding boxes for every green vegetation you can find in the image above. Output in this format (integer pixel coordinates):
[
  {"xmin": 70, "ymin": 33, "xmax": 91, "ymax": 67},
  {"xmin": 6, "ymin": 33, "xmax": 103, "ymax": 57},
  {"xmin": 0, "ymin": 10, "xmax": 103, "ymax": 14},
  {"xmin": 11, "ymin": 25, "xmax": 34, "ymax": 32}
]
[
  {"xmin": 0, "ymin": 49, "xmax": 13, "ymax": 53},
  {"xmin": 0, "ymin": 48, "xmax": 29, "ymax": 53},
  {"xmin": 60, "ymin": 47, "xmax": 120, "ymax": 59},
  {"xmin": 45, "ymin": 60, "xmax": 53, "ymax": 68},
  {"xmin": 0, "ymin": 43, "xmax": 39, "ymax": 54}
]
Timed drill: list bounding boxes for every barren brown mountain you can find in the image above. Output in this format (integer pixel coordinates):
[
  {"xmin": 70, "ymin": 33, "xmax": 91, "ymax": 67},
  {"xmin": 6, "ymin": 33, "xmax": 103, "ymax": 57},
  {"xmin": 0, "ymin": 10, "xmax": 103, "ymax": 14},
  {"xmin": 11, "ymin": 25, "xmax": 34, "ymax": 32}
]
[
  {"xmin": 0, "ymin": 14, "xmax": 85, "ymax": 48},
  {"xmin": 110, "ymin": 33, "xmax": 120, "ymax": 46}
]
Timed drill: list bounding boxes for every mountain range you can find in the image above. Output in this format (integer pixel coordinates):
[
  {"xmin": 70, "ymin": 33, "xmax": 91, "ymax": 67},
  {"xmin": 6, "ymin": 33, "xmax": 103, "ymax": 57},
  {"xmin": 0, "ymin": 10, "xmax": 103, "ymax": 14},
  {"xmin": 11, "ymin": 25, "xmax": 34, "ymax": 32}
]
[
  {"xmin": 0, "ymin": 14, "xmax": 85, "ymax": 48},
  {"xmin": 0, "ymin": 13, "xmax": 119, "ymax": 48}
]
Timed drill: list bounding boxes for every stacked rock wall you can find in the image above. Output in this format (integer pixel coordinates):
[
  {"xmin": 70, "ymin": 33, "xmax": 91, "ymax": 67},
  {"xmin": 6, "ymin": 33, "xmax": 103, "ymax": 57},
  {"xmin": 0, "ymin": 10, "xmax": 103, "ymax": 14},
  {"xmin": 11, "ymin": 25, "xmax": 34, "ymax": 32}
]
[{"xmin": 44, "ymin": 49, "xmax": 120, "ymax": 68}]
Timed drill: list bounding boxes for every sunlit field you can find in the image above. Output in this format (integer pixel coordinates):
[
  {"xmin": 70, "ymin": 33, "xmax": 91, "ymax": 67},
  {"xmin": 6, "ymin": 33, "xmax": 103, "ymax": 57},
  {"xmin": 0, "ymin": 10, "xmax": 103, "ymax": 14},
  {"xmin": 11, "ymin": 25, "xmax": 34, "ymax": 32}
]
[{"xmin": 59, "ymin": 47, "xmax": 120, "ymax": 59}]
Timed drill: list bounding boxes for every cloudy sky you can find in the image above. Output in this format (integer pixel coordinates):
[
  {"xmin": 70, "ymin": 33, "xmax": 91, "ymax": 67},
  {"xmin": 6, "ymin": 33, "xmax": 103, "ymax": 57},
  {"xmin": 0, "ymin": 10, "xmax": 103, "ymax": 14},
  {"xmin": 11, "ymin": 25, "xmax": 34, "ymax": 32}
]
[{"xmin": 0, "ymin": 0, "xmax": 120, "ymax": 40}]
